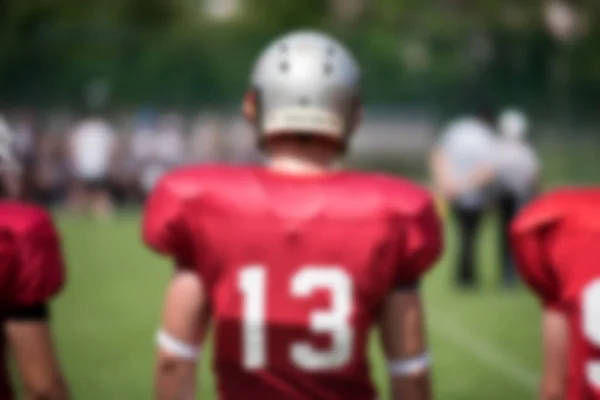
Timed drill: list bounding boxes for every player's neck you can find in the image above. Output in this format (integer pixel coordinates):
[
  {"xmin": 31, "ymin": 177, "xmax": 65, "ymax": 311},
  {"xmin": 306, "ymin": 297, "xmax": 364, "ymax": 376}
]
[{"xmin": 267, "ymin": 155, "xmax": 339, "ymax": 176}]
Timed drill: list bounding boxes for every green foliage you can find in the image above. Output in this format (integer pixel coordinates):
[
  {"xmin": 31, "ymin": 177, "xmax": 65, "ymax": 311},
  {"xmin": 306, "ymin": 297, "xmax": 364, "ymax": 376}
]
[{"xmin": 0, "ymin": 0, "xmax": 598, "ymax": 114}]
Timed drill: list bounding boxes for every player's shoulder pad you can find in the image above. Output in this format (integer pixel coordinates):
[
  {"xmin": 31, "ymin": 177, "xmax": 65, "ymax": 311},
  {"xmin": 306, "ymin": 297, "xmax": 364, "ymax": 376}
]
[
  {"xmin": 0, "ymin": 202, "xmax": 56, "ymax": 236},
  {"xmin": 511, "ymin": 188, "xmax": 579, "ymax": 234},
  {"xmin": 370, "ymin": 174, "xmax": 434, "ymax": 216},
  {"xmin": 154, "ymin": 164, "xmax": 246, "ymax": 200},
  {"xmin": 0, "ymin": 202, "xmax": 65, "ymax": 306}
]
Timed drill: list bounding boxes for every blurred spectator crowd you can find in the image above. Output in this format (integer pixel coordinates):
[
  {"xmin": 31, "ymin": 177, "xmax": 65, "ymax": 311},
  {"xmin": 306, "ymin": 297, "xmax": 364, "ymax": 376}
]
[{"xmin": 5, "ymin": 108, "xmax": 259, "ymax": 208}]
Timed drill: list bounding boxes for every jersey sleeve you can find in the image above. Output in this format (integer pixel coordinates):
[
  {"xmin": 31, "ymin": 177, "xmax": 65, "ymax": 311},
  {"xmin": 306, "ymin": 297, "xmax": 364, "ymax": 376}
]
[
  {"xmin": 396, "ymin": 195, "xmax": 444, "ymax": 286},
  {"xmin": 511, "ymin": 205, "xmax": 562, "ymax": 310},
  {"xmin": 142, "ymin": 175, "xmax": 195, "ymax": 267},
  {"xmin": 11, "ymin": 211, "xmax": 65, "ymax": 306}
]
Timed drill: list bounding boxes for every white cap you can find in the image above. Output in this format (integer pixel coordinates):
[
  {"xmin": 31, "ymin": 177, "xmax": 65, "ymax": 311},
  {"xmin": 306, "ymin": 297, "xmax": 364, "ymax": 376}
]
[{"xmin": 499, "ymin": 109, "xmax": 529, "ymax": 140}]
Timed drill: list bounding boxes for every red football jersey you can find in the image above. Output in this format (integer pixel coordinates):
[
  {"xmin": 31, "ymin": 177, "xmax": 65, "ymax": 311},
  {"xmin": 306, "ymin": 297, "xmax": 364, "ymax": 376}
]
[
  {"xmin": 144, "ymin": 165, "xmax": 443, "ymax": 400},
  {"xmin": 511, "ymin": 188, "xmax": 600, "ymax": 400},
  {"xmin": 0, "ymin": 202, "xmax": 66, "ymax": 400}
]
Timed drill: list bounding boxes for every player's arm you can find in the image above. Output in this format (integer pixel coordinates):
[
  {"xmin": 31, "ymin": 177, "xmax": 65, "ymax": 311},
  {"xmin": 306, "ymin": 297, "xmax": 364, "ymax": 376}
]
[
  {"xmin": 379, "ymin": 289, "xmax": 431, "ymax": 400},
  {"xmin": 5, "ymin": 307, "xmax": 69, "ymax": 400},
  {"xmin": 379, "ymin": 195, "xmax": 443, "ymax": 400},
  {"xmin": 510, "ymin": 207, "xmax": 564, "ymax": 400},
  {"xmin": 539, "ymin": 309, "xmax": 568, "ymax": 400},
  {"xmin": 6, "ymin": 211, "xmax": 69, "ymax": 400},
  {"xmin": 143, "ymin": 174, "xmax": 208, "ymax": 400},
  {"xmin": 155, "ymin": 271, "xmax": 209, "ymax": 400}
]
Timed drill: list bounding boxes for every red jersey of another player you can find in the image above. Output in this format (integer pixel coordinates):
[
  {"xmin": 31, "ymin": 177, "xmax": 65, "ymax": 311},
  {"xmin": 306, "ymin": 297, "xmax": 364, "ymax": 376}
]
[
  {"xmin": 511, "ymin": 188, "xmax": 600, "ymax": 400},
  {"xmin": 0, "ymin": 202, "xmax": 65, "ymax": 400},
  {"xmin": 144, "ymin": 164, "xmax": 443, "ymax": 400}
]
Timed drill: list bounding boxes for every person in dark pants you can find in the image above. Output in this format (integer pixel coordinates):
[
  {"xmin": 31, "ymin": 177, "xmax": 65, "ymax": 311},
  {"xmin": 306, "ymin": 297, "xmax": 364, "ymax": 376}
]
[
  {"xmin": 453, "ymin": 206, "xmax": 484, "ymax": 285},
  {"xmin": 431, "ymin": 110, "xmax": 498, "ymax": 288},
  {"xmin": 497, "ymin": 191, "xmax": 519, "ymax": 285},
  {"xmin": 496, "ymin": 109, "xmax": 540, "ymax": 287}
]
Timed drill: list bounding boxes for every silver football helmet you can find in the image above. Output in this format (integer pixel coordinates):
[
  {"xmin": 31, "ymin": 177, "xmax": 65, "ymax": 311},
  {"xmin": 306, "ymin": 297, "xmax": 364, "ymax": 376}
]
[{"xmin": 248, "ymin": 30, "xmax": 361, "ymax": 143}]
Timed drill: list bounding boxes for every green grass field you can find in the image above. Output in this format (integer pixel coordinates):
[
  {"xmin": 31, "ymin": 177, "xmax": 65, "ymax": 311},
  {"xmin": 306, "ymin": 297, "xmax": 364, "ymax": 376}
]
[{"xmin": 49, "ymin": 212, "xmax": 542, "ymax": 399}]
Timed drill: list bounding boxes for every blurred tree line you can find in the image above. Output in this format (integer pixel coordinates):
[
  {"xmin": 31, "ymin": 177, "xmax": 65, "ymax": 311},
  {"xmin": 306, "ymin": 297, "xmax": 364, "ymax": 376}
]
[{"xmin": 0, "ymin": 0, "xmax": 599, "ymax": 118}]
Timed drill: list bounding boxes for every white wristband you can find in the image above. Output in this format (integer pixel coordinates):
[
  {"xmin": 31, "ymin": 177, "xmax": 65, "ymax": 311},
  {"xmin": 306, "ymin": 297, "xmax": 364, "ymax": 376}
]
[
  {"xmin": 387, "ymin": 353, "xmax": 431, "ymax": 376},
  {"xmin": 156, "ymin": 329, "xmax": 200, "ymax": 361}
]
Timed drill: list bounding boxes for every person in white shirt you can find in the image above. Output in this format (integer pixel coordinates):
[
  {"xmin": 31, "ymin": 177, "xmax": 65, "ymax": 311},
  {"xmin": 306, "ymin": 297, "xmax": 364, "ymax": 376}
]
[
  {"xmin": 68, "ymin": 111, "xmax": 117, "ymax": 219},
  {"xmin": 430, "ymin": 106, "xmax": 498, "ymax": 288},
  {"xmin": 495, "ymin": 108, "xmax": 540, "ymax": 287}
]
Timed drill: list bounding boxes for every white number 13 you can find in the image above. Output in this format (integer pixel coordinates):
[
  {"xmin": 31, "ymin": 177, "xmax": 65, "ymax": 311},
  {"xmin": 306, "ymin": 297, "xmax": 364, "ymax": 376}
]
[{"xmin": 238, "ymin": 265, "xmax": 353, "ymax": 371}]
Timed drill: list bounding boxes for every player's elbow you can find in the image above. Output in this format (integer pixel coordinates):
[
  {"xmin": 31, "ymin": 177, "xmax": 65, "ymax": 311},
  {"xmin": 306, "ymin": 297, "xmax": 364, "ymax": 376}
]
[
  {"xmin": 155, "ymin": 354, "xmax": 197, "ymax": 400},
  {"xmin": 156, "ymin": 352, "xmax": 196, "ymax": 382},
  {"xmin": 157, "ymin": 352, "xmax": 184, "ymax": 372},
  {"xmin": 22, "ymin": 375, "xmax": 69, "ymax": 400}
]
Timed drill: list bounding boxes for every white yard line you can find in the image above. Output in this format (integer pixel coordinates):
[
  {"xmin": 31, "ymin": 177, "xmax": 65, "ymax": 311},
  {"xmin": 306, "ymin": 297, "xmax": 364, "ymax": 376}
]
[{"xmin": 430, "ymin": 313, "xmax": 539, "ymax": 391}]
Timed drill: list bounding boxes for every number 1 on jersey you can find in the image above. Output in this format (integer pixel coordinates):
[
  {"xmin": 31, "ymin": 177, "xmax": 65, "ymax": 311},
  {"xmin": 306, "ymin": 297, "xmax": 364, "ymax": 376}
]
[
  {"xmin": 238, "ymin": 266, "xmax": 267, "ymax": 370},
  {"xmin": 583, "ymin": 280, "xmax": 600, "ymax": 387},
  {"xmin": 238, "ymin": 265, "xmax": 353, "ymax": 371}
]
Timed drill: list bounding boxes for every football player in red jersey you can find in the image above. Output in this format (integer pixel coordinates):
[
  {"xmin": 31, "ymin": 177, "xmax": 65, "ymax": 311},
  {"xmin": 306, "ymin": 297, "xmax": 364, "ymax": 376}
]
[
  {"xmin": 511, "ymin": 188, "xmax": 600, "ymax": 400},
  {"xmin": 144, "ymin": 30, "xmax": 444, "ymax": 400},
  {"xmin": 0, "ymin": 126, "xmax": 69, "ymax": 399}
]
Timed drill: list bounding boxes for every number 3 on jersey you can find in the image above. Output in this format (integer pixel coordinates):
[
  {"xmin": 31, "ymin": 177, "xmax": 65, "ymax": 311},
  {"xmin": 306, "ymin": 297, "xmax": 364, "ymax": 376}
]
[{"xmin": 238, "ymin": 265, "xmax": 353, "ymax": 371}]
